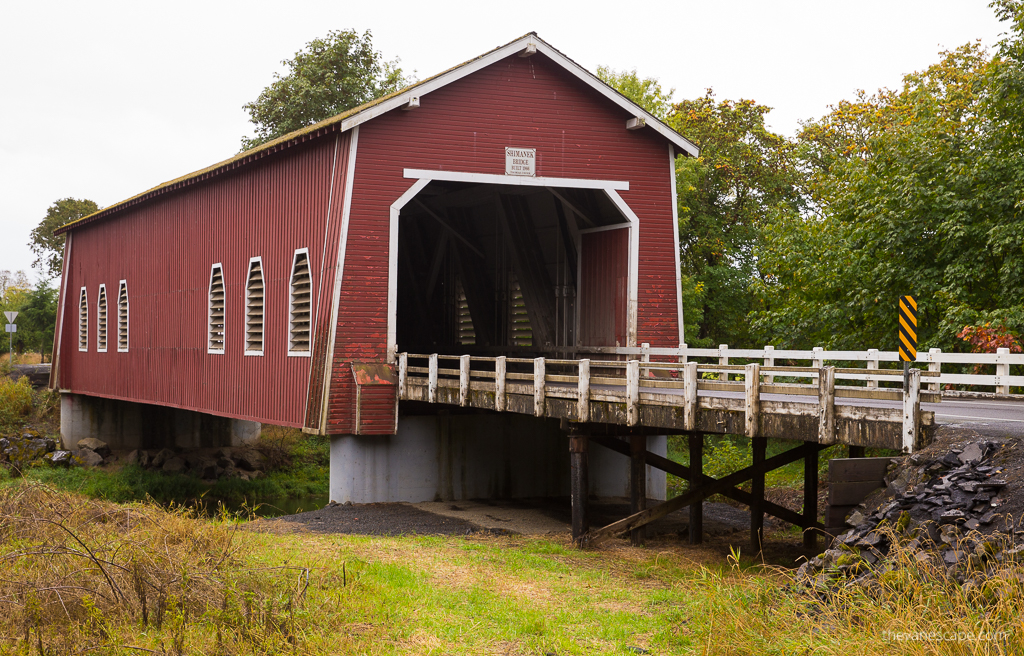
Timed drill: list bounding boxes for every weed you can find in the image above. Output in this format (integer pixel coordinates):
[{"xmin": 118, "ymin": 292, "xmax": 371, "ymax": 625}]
[{"xmin": 0, "ymin": 376, "xmax": 33, "ymax": 428}]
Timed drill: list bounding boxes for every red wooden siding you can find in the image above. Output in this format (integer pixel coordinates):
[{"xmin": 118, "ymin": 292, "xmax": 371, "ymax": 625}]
[
  {"xmin": 326, "ymin": 53, "xmax": 681, "ymax": 432},
  {"xmin": 579, "ymin": 228, "xmax": 629, "ymax": 347},
  {"xmin": 57, "ymin": 138, "xmax": 345, "ymax": 427}
]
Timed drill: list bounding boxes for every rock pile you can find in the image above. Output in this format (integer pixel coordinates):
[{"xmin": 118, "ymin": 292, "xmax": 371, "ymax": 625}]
[
  {"xmin": 797, "ymin": 440, "xmax": 1024, "ymax": 589},
  {"xmin": 0, "ymin": 431, "xmax": 73, "ymax": 469}
]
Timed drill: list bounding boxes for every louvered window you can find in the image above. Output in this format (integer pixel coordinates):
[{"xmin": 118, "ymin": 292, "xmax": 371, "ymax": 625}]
[
  {"xmin": 456, "ymin": 278, "xmax": 475, "ymax": 345},
  {"xmin": 117, "ymin": 280, "xmax": 129, "ymax": 352},
  {"xmin": 78, "ymin": 287, "xmax": 88, "ymax": 352},
  {"xmin": 208, "ymin": 264, "xmax": 225, "ymax": 354},
  {"xmin": 289, "ymin": 250, "xmax": 312, "ymax": 354},
  {"xmin": 245, "ymin": 258, "xmax": 264, "ymax": 355},
  {"xmin": 509, "ymin": 273, "xmax": 532, "ymax": 346},
  {"xmin": 96, "ymin": 285, "xmax": 107, "ymax": 352}
]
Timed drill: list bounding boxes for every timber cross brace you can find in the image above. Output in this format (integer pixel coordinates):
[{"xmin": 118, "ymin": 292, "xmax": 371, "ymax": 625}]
[{"xmin": 398, "ymin": 352, "xmax": 938, "ymax": 550}]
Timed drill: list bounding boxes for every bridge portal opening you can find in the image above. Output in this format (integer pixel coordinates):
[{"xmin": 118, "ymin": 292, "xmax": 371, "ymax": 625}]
[{"xmin": 396, "ymin": 181, "xmax": 631, "ymax": 357}]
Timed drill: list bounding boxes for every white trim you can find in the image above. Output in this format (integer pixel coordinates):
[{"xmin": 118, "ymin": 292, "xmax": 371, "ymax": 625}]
[
  {"xmin": 603, "ymin": 190, "xmax": 640, "ymax": 347},
  {"xmin": 117, "ymin": 279, "xmax": 129, "ymax": 353},
  {"xmin": 78, "ymin": 286, "xmax": 88, "ymax": 352},
  {"xmin": 341, "ymin": 34, "xmax": 699, "ymax": 157},
  {"xmin": 387, "ymin": 178, "xmax": 432, "ymax": 362},
  {"xmin": 52, "ymin": 232, "xmax": 72, "ymax": 384},
  {"xmin": 320, "ymin": 127, "xmax": 360, "ymax": 430},
  {"xmin": 578, "ymin": 223, "xmax": 629, "ymax": 235},
  {"xmin": 404, "ymin": 168, "xmax": 628, "ymax": 191},
  {"xmin": 669, "ymin": 145, "xmax": 684, "ymax": 344},
  {"xmin": 96, "ymin": 283, "xmax": 108, "ymax": 353},
  {"xmin": 207, "ymin": 263, "xmax": 225, "ymax": 355},
  {"xmin": 244, "ymin": 256, "xmax": 265, "ymax": 357},
  {"xmin": 288, "ymin": 248, "xmax": 312, "ymax": 357}
]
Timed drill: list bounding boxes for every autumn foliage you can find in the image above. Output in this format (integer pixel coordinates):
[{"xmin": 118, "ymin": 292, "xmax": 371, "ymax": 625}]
[{"xmin": 957, "ymin": 323, "xmax": 1023, "ymax": 354}]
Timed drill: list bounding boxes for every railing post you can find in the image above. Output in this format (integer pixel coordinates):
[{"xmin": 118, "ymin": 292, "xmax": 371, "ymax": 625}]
[
  {"xmin": 745, "ymin": 363, "xmax": 760, "ymax": 438},
  {"xmin": 495, "ymin": 356, "xmax": 507, "ymax": 412},
  {"xmin": 459, "ymin": 354, "xmax": 470, "ymax": 407},
  {"xmin": 866, "ymin": 348, "xmax": 879, "ymax": 389},
  {"xmin": 626, "ymin": 360, "xmax": 640, "ymax": 426},
  {"xmin": 812, "ymin": 346, "xmax": 824, "ymax": 386},
  {"xmin": 818, "ymin": 365, "xmax": 835, "ymax": 444},
  {"xmin": 719, "ymin": 344, "xmax": 729, "ymax": 381},
  {"xmin": 641, "ymin": 342, "xmax": 651, "ymax": 379},
  {"xmin": 428, "ymin": 354, "xmax": 438, "ymax": 403},
  {"xmin": 683, "ymin": 362, "xmax": 698, "ymax": 431},
  {"xmin": 577, "ymin": 359, "xmax": 591, "ymax": 423},
  {"xmin": 678, "ymin": 342, "xmax": 688, "ymax": 365},
  {"xmin": 534, "ymin": 357, "xmax": 546, "ymax": 417},
  {"xmin": 763, "ymin": 345, "xmax": 775, "ymax": 385},
  {"xmin": 398, "ymin": 352, "xmax": 408, "ymax": 400},
  {"xmin": 928, "ymin": 348, "xmax": 941, "ymax": 392},
  {"xmin": 996, "ymin": 347, "xmax": 1011, "ymax": 395},
  {"xmin": 903, "ymin": 368, "xmax": 921, "ymax": 453}
]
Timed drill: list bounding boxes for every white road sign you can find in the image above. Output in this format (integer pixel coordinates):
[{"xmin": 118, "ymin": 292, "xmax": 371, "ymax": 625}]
[
  {"xmin": 4, "ymin": 324, "xmax": 15, "ymax": 333},
  {"xmin": 3, "ymin": 311, "xmax": 17, "ymax": 323}
]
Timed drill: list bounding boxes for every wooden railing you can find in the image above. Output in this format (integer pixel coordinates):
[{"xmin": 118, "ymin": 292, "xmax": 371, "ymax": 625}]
[{"xmin": 397, "ymin": 353, "xmax": 939, "ymax": 452}]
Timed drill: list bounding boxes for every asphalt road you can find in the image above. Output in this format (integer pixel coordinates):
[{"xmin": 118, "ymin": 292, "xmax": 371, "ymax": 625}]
[{"xmin": 923, "ymin": 397, "xmax": 1024, "ymax": 438}]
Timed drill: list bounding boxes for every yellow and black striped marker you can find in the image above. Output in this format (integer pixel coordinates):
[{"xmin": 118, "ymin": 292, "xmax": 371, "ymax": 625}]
[{"xmin": 898, "ymin": 295, "xmax": 917, "ymax": 362}]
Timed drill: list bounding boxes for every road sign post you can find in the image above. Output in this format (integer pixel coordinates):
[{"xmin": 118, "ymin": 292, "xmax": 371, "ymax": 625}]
[{"xmin": 899, "ymin": 295, "xmax": 917, "ymax": 389}]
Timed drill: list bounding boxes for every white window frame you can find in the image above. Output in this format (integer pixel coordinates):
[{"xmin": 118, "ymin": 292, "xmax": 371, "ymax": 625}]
[
  {"xmin": 78, "ymin": 286, "xmax": 89, "ymax": 352},
  {"xmin": 117, "ymin": 279, "xmax": 129, "ymax": 353},
  {"xmin": 96, "ymin": 284, "xmax": 108, "ymax": 353},
  {"xmin": 288, "ymin": 248, "xmax": 312, "ymax": 357},
  {"xmin": 244, "ymin": 256, "xmax": 265, "ymax": 356},
  {"xmin": 208, "ymin": 263, "xmax": 226, "ymax": 355}
]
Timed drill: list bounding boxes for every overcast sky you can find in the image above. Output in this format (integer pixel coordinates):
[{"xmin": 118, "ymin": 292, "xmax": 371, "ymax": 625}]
[{"xmin": 0, "ymin": 0, "xmax": 1009, "ymax": 282}]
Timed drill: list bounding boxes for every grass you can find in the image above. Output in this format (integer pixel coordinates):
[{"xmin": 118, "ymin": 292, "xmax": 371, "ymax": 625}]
[{"xmin": 2, "ymin": 481, "xmax": 1021, "ymax": 655}]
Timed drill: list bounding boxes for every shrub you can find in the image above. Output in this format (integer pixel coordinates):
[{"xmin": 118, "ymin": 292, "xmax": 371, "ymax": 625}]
[{"xmin": 0, "ymin": 376, "xmax": 33, "ymax": 428}]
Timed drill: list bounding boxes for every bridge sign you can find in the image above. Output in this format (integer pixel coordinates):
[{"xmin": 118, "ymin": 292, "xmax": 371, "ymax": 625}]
[
  {"xmin": 899, "ymin": 295, "xmax": 917, "ymax": 362},
  {"xmin": 3, "ymin": 311, "xmax": 16, "ymax": 323}
]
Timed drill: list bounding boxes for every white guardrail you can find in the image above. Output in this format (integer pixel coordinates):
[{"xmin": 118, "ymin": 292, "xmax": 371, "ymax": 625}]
[{"xmin": 577, "ymin": 344, "xmax": 1024, "ymax": 396}]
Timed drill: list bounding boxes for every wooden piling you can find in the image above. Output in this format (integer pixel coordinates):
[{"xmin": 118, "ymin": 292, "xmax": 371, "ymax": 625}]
[
  {"xmin": 630, "ymin": 435, "xmax": 646, "ymax": 546},
  {"xmin": 751, "ymin": 436, "xmax": 767, "ymax": 553},
  {"xmin": 688, "ymin": 433, "xmax": 703, "ymax": 545},
  {"xmin": 570, "ymin": 434, "xmax": 590, "ymax": 547},
  {"xmin": 803, "ymin": 442, "xmax": 819, "ymax": 550}
]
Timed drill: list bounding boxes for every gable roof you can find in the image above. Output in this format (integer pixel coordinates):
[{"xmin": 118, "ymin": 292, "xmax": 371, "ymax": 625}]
[{"xmin": 57, "ymin": 32, "xmax": 698, "ymax": 235}]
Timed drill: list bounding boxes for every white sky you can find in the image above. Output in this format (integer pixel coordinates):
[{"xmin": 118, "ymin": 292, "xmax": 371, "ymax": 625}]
[{"xmin": 0, "ymin": 0, "xmax": 1009, "ymax": 282}]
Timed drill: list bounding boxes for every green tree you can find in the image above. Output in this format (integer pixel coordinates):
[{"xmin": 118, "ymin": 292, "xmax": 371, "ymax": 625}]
[
  {"xmin": 29, "ymin": 198, "xmax": 100, "ymax": 280},
  {"xmin": 666, "ymin": 92, "xmax": 803, "ymax": 346},
  {"xmin": 751, "ymin": 38, "xmax": 1024, "ymax": 351},
  {"xmin": 16, "ymin": 280, "xmax": 57, "ymax": 359},
  {"xmin": 241, "ymin": 29, "xmax": 409, "ymax": 150},
  {"xmin": 596, "ymin": 66, "xmax": 675, "ymax": 119}
]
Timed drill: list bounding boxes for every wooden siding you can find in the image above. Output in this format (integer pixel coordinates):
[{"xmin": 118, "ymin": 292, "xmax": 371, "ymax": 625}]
[
  {"xmin": 326, "ymin": 52, "xmax": 680, "ymax": 432},
  {"xmin": 57, "ymin": 137, "xmax": 347, "ymax": 427}
]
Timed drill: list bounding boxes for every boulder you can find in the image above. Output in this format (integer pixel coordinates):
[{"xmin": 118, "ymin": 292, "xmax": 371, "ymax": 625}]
[
  {"xmin": 44, "ymin": 450, "xmax": 74, "ymax": 466},
  {"xmin": 76, "ymin": 438, "xmax": 110, "ymax": 456},
  {"xmin": 162, "ymin": 457, "xmax": 187, "ymax": 473},
  {"xmin": 193, "ymin": 459, "xmax": 220, "ymax": 479},
  {"xmin": 150, "ymin": 448, "xmax": 176, "ymax": 469},
  {"xmin": 236, "ymin": 450, "xmax": 266, "ymax": 471},
  {"xmin": 123, "ymin": 450, "xmax": 140, "ymax": 465},
  {"xmin": 76, "ymin": 448, "xmax": 104, "ymax": 468}
]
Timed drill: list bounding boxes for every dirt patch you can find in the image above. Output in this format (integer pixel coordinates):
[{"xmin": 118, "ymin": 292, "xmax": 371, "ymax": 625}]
[{"xmin": 262, "ymin": 501, "xmax": 480, "ymax": 536}]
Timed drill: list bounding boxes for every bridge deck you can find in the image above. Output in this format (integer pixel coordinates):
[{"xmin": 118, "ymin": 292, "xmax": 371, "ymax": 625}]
[{"xmin": 398, "ymin": 353, "xmax": 937, "ymax": 452}]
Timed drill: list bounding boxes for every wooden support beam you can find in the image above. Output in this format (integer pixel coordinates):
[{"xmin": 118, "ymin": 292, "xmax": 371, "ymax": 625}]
[
  {"xmin": 902, "ymin": 368, "xmax": 921, "ymax": 453},
  {"xmin": 848, "ymin": 445, "xmax": 865, "ymax": 458},
  {"xmin": 745, "ymin": 363, "xmax": 760, "ymax": 438},
  {"xmin": 587, "ymin": 441, "xmax": 817, "ymax": 545},
  {"xmin": 570, "ymin": 434, "xmax": 589, "ymax": 547},
  {"xmin": 688, "ymin": 433, "xmax": 703, "ymax": 545},
  {"xmin": 577, "ymin": 359, "xmax": 591, "ymax": 422},
  {"xmin": 751, "ymin": 436, "xmax": 767, "ymax": 553},
  {"xmin": 398, "ymin": 352, "xmax": 408, "ymax": 399},
  {"xmin": 818, "ymin": 366, "xmax": 836, "ymax": 443},
  {"xmin": 803, "ymin": 442, "xmax": 819, "ymax": 550},
  {"xmin": 630, "ymin": 435, "xmax": 646, "ymax": 546},
  {"xmin": 495, "ymin": 356, "xmax": 507, "ymax": 412}
]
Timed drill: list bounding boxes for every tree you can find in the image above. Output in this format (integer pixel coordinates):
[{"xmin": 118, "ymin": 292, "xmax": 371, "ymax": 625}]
[
  {"xmin": 241, "ymin": 29, "xmax": 409, "ymax": 150},
  {"xmin": 16, "ymin": 280, "xmax": 57, "ymax": 359},
  {"xmin": 666, "ymin": 91, "xmax": 803, "ymax": 346},
  {"xmin": 596, "ymin": 67, "xmax": 675, "ymax": 119},
  {"xmin": 0, "ymin": 270, "xmax": 31, "ymax": 318},
  {"xmin": 29, "ymin": 198, "xmax": 99, "ymax": 280}
]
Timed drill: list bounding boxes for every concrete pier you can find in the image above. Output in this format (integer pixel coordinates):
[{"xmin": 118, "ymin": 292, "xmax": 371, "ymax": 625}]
[{"xmin": 329, "ymin": 412, "xmax": 666, "ymax": 504}]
